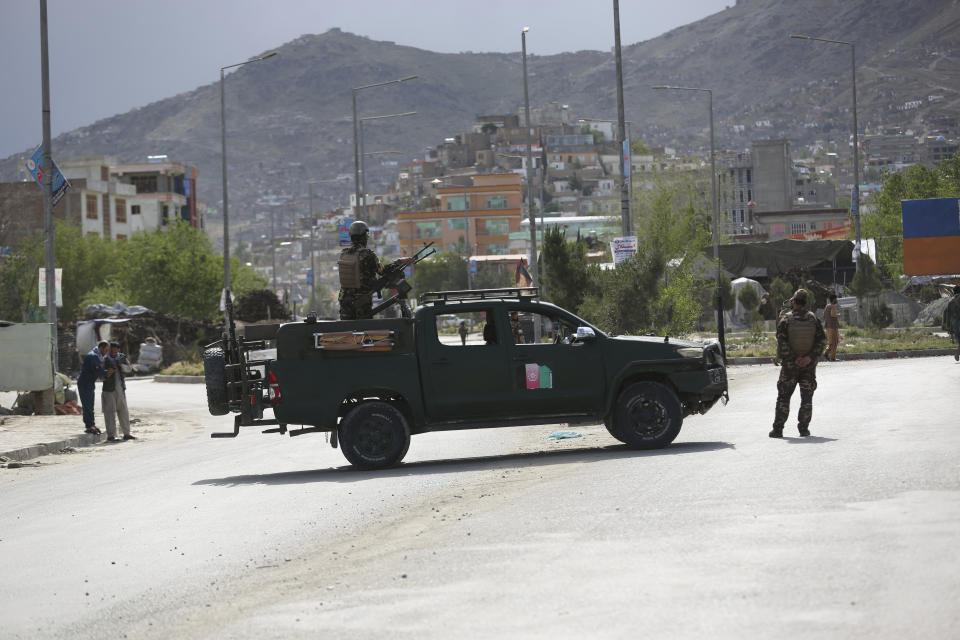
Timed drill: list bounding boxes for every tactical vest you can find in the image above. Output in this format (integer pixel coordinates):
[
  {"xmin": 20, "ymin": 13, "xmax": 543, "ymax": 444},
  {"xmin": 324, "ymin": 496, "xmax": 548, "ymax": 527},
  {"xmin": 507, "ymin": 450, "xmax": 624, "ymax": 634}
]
[
  {"xmin": 786, "ymin": 311, "xmax": 817, "ymax": 355},
  {"xmin": 338, "ymin": 249, "xmax": 362, "ymax": 289}
]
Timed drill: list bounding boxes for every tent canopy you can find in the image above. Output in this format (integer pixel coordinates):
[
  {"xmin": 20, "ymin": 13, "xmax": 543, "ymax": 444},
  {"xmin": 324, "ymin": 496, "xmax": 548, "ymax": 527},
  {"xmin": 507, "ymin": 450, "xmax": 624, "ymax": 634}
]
[{"xmin": 709, "ymin": 239, "xmax": 853, "ymax": 279}]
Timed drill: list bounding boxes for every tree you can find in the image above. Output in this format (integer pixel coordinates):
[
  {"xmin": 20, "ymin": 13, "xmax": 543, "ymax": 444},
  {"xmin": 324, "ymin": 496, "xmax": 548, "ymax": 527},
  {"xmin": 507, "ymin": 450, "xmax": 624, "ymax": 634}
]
[
  {"xmin": 862, "ymin": 156, "xmax": 960, "ymax": 278},
  {"xmin": 847, "ymin": 254, "xmax": 883, "ymax": 301},
  {"xmin": 631, "ymin": 139, "xmax": 651, "ymax": 156},
  {"xmin": 737, "ymin": 283, "xmax": 760, "ymax": 314},
  {"xmin": 411, "ymin": 252, "xmax": 467, "ymax": 298},
  {"xmin": 768, "ymin": 277, "xmax": 795, "ymax": 310},
  {"xmin": 540, "ymin": 227, "xmax": 589, "ymax": 312}
]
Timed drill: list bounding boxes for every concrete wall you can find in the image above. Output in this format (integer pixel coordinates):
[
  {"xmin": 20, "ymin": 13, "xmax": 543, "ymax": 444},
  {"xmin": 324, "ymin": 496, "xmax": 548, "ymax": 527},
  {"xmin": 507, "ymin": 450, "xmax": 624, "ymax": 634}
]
[{"xmin": 752, "ymin": 139, "xmax": 792, "ymax": 213}]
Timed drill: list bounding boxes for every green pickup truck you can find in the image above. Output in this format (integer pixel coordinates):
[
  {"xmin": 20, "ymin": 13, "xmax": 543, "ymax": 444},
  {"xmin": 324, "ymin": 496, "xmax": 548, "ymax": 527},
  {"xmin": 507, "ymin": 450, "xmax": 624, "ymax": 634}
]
[{"xmin": 203, "ymin": 288, "xmax": 728, "ymax": 469}]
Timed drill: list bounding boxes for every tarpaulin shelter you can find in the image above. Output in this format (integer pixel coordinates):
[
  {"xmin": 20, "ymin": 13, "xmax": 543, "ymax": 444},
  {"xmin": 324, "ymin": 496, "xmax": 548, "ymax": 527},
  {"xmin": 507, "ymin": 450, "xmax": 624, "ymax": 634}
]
[{"xmin": 709, "ymin": 239, "xmax": 855, "ymax": 281}]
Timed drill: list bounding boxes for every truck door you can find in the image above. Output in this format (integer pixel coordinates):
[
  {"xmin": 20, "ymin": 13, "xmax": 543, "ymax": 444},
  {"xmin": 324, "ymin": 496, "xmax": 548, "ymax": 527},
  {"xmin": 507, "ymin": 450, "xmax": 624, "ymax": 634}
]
[
  {"xmin": 503, "ymin": 308, "xmax": 605, "ymax": 417},
  {"xmin": 421, "ymin": 307, "xmax": 514, "ymax": 421}
]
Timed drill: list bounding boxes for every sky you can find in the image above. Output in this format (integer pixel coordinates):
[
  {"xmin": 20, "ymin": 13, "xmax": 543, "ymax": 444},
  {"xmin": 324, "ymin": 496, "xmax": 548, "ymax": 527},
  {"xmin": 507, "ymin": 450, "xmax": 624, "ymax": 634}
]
[{"xmin": 0, "ymin": 0, "xmax": 730, "ymax": 159}]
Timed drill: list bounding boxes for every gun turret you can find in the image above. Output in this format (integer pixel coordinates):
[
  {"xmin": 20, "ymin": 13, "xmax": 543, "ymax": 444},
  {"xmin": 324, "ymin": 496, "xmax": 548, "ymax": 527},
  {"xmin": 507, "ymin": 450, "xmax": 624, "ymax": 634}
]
[{"xmin": 371, "ymin": 242, "xmax": 437, "ymax": 318}]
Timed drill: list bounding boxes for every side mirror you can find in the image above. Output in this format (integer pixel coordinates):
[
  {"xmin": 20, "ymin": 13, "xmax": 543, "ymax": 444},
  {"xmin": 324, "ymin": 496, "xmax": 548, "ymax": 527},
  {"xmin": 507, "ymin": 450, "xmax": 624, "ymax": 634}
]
[{"xmin": 575, "ymin": 326, "xmax": 596, "ymax": 342}]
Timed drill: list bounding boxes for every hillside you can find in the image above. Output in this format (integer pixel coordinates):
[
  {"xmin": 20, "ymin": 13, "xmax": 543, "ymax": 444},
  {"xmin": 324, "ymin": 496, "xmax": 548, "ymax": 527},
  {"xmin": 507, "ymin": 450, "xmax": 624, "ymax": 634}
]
[{"xmin": 1, "ymin": 0, "xmax": 957, "ymax": 228}]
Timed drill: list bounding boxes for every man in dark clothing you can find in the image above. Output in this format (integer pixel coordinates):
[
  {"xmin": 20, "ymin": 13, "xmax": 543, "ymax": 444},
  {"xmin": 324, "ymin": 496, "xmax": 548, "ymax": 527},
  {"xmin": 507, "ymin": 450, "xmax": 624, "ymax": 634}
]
[
  {"xmin": 771, "ymin": 289, "xmax": 827, "ymax": 438},
  {"xmin": 942, "ymin": 285, "xmax": 960, "ymax": 362},
  {"xmin": 78, "ymin": 341, "xmax": 108, "ymax": 434},
  {"xmin": 338, "ymin": 220, "xmax": 384, "ymax": 320}
]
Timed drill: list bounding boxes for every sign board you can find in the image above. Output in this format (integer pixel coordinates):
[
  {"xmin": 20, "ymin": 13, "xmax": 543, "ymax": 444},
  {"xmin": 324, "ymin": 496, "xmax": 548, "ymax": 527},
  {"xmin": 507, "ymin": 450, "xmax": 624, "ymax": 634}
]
[
  {"xmin": 38, "ymin": 268, "xmax": 62, "ymax": 307},
  {"xmin": 0, "ymin": 323, "xmax": 54, "ymax": 391},
  {"xmin": 469, "ymin": 259, "xmax": 477, "ymax": 275},
  {"xmin": 25, "ymin": 146, "xmax": 71, "ymax": 207},
  {"xmin": 337, "ymin": 218, "xmax": 355, "ymax": 247},
  {"xmin": 610, "ymin": 236, "xmax": 638, "ymax": 266},
  {"xmin": 305, "ymin": 268, "xmax": 313, "ymax": 285},
  {"xmin": 901, "ymin": 197, "xmax": 960, "ymax": 275},
  {"xmin": 622, "ymin": 140, "xmax": 631, "ymax": 180}
]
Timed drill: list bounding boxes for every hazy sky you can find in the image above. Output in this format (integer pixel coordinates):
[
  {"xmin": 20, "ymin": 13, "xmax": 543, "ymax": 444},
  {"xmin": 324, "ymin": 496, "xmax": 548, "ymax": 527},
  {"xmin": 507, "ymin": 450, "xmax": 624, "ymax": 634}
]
[{"xmin": 0, "ymin": 0, "xmax": 729, "ymax": 159}]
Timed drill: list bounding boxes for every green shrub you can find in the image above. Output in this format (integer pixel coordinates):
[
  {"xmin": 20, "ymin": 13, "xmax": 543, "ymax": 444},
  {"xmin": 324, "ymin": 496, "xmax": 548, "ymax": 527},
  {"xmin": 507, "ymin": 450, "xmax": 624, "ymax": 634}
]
[{"xmin": 867, "ymin": 303, "xmax": 894, "ymax": 329}]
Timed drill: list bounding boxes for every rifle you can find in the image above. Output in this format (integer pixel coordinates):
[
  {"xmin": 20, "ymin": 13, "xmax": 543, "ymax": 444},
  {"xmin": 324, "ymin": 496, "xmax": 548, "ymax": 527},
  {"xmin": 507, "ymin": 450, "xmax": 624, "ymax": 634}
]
[{"xmin": 370, "ymin": 242, "xmax": 437, "ymax": 318}]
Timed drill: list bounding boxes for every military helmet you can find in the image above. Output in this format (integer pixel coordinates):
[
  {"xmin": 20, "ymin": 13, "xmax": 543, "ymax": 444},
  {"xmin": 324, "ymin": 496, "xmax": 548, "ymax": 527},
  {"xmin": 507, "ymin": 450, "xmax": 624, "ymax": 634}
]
[
  {"xmin": 792, "ymin": 288, "xmax": 809, "ymax": 306},
  {"xmin": 348, "ymin": 220, "xmax": 369, "ymax": 238}
]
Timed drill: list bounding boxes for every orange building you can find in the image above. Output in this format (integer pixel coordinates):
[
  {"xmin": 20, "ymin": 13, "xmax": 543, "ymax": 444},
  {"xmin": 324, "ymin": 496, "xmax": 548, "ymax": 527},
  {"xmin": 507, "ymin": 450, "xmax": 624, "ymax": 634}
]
[{"xmin": 397, "ymin": 173, "xmax": 524, "ymax": 257}]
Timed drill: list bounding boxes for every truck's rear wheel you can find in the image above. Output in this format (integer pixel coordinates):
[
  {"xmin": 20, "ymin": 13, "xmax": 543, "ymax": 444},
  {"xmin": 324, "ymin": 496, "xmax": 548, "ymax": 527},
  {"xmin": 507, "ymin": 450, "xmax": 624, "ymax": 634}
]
[
  {"xmin": 338, "ymin": 402, "xmax": 410, "ymax": 470},
  {"xmin": 202, "ymin": 347, "xmax": 229, "ymax": 416},
  {"xmin": 608, "ymin": 382, "xmax": 682, "ymax": 449}
]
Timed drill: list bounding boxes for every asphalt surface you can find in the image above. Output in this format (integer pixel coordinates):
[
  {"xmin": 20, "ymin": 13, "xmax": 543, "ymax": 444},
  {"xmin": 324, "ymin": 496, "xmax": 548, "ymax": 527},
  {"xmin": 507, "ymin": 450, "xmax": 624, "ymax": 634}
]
[{"xmin": 0, "ymin": 357, "xmax": 958, "ymax": 639}]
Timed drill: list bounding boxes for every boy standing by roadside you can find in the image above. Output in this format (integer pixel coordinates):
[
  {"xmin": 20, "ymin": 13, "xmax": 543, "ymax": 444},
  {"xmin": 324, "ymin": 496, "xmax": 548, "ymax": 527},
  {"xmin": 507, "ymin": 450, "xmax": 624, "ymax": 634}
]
[
  {"xmin": 102, "ymin": 342, "xmax": 134, "ymax": 442},
  {"xmin": 824, "ymin": 293, "xmax": 840, "ymax": 361}
]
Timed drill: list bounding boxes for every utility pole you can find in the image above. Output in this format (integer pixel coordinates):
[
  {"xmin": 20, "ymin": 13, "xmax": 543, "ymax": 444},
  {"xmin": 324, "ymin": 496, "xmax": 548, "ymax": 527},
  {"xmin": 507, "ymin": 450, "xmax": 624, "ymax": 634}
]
[
  {"xmin": 521, "ymin": 26, "xmax": 538, "ymax": 288},
  {"xmin": 613, "ymin": 0, "xmax": 632, "ymax": 236},
  {"xmin": 40, "ymin": 0, "xmax": 58, "ymax": 372}
]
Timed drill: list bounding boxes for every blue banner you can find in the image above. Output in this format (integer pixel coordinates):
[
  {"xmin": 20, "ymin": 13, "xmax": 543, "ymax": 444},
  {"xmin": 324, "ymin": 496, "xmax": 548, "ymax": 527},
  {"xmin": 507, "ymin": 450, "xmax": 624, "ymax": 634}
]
[{"xmin": 26, "ymin": 146, "xmax": 70, "ymax": 206}]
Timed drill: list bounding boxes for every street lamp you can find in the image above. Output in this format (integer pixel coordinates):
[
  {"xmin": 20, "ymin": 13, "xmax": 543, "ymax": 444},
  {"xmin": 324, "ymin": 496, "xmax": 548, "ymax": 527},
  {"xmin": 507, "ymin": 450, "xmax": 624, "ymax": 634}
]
[
  {"xmin": 359, "ymin": 111, "xmax": 416, "ymax": 218},
  {"xmin": 790, "ymin": 34, "xmax": 861, "ymax": 270},
  {"xmin": 521, "ymin": 26, "xmax": 538, "ymax": 289},
  {"xmin": 652, "ymin": 84, "xmax": 726, "ymax": 360},
  {"xmin": 352, "ymin": 75, "xmax": 418, "ymax": 217},
  {"xmin": 432, "ymin": 177, "xmax": 472, "ymax": 289},
  {"xmin": 220, "ymin": 50, "xmax": 277, "ymax": 324}
]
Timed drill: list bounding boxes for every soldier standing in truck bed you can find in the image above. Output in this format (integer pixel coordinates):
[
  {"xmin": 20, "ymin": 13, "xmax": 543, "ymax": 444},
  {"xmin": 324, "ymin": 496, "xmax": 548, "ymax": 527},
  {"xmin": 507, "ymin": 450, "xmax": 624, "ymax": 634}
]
[
  {"xmin": 338, "ymin": 221, "xmax": 384, "ymax": 320},
  {"xmin": 770, "ymin": 288, "xmax": 826, "ymax": 438}
]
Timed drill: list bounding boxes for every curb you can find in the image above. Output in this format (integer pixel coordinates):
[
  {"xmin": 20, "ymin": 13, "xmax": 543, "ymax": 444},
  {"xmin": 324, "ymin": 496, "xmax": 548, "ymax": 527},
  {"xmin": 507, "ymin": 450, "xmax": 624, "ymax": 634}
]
[
  {"xmin": 1, "ymin": 431, "xmax": 104, "ymax": 464},
  {"xmin": 153, "ymin": 375, "xmax": 204, "ymax": 384},
  {"xmin": 728, "ymin": 348, "xmax": 956, "ymax": 366}
]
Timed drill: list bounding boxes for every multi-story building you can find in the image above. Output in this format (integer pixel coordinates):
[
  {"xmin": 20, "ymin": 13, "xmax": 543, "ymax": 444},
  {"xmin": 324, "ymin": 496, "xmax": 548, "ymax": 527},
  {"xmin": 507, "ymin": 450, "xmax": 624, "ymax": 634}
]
[
  {"xmin": 752, "ymin": 208, "xmax": 850, "ymax": 240},
  {"xmin": 863, "ymin": 128, "xmax": 920, "ymax": 169},
  {"xmin": 920, "ymin": 136, "xmax": 958, "ymax": 166},
  {"xmin": 396, "ymin": 173, "xmax": 523, "ymax": 258},
  {"xmin": 112, "ymin": 158, "xmax": 201, "ymax": 230},
  {"xmin": 718, "ymin": 150, "xmax": 754, "ymax": 235}
]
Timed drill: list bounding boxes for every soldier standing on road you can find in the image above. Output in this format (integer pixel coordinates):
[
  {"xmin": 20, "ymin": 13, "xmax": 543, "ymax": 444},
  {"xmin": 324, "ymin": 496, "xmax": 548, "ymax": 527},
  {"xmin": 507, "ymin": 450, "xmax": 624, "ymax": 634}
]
[
  {"xmin": 337, "ymin": 221, "xmax": 384, "ymax": 320},
  {"xmin": 770, "ymin": 288, "xmax": 826, "ymax": 438},
  {"xmin": 941, "ymin": 285, "xmax": 960, "ymax": 362}
]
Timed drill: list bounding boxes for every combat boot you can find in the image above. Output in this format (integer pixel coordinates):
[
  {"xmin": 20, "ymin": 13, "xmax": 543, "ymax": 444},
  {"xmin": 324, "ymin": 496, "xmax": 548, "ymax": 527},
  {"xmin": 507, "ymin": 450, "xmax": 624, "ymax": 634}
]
[
  {"xmin": 798, "ymin": 426, "xmax": 810, "ymax": 437},
  {"xmin": 769, "ymin": 427, "xmax": 783, "ymax": 438}
]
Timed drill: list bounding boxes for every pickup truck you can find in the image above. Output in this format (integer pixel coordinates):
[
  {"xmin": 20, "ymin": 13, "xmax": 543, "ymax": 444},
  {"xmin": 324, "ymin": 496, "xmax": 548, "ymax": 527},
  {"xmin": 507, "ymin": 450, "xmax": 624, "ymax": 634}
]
[{"xmin": 203, "ymin": 287, "xmax": 728, "ymax": 469}]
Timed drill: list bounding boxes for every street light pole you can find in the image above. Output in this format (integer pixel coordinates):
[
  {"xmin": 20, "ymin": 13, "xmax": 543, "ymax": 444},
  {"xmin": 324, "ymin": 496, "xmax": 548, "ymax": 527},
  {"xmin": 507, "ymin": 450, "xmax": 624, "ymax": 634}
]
[
  {"xmin": 652, "ymin": 85, "xmax": 726, "ymax": 360},
  {"xmin": 790, "ymin": 34, "xmax": 861, "ymax": 271},
  {"xmin": 521, "ymin": 26, "xmax": 538, "ymax": 289},
  {"xmin": 352, "ymin": 75, "xmax": 418, "ymax": 217},
  {"xmin": 220, "ymin": 50, "xmax": 277, "ymax": 326}
]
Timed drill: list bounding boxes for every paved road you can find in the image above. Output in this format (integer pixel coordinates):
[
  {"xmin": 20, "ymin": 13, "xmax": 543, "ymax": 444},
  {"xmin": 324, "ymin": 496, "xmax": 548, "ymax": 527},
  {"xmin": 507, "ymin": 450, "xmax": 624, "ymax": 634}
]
[{"xmin": 1, "ymin": 358, "xmax": 958, "ymax": 639}]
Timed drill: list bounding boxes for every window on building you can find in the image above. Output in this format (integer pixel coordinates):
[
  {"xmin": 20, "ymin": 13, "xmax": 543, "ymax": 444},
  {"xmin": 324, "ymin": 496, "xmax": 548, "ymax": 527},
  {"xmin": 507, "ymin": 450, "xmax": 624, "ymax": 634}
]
[
  {"xmin": 487, "ymin": 243, "xmax": 509, "ymax": 255},
  {"xmin": 131, "ymin": 175, "xmax": 158, "ymax": 193},
  {"xmin": 446, "ymin": 196, "xmax": 466, "ymax": 211},
  {"xmin": 485, "ymin": 195, "xmax": 508, "ymax": 209},
  {"xmin": 101, "ymin": 166, "xmax": 109, "ymax": 181},
  {"xmin": 484, "ymin": 219, "xmax": 509, "ymax": 236},
  {"xmin": 416, "ymin": 221, "xmax": 442, "ymax": 239},
  {"xmin": 86, "ymin": 194, "xmax": 98, "ymax": 219},
  {"xmin": 131, "ymin": 205, "xmax": 141, "ymax": 215},
  {"xmin": 115, "ymin": 198, "xmax": 126, "ymax": 223},
  {"xmin": 747, "ymin": 190, "xmax": 752, "ymax": 201},
  {"xmin": 116, "ymin": 234, "xmax": 127, "ymax": 241},
  {"xmin": 739, "ymin": 190, "xmax": 744, "ymax": 202},
  {"xmin": 161, "ymin": 204, "xmax": 169, "ymax": 225},
  {"xmin": 746, "ymin": 169, "xmax": 751, "ymax": 182},
  {"xmin": 447, "ymin": 218, "xmax": 467, "ymax": 230},
  {"xmin": 790, "ymin": 222, "xmax": 807, "ymax": 235}
]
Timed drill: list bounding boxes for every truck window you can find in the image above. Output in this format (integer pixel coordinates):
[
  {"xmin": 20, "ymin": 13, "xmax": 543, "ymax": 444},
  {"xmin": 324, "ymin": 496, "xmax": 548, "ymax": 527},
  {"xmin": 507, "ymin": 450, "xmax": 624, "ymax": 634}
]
[
  {"xmin": 514, "ymin": 310, "xmax": 578, "ymax": 345},
  {"xmin": 435, "ymin": 311, "xmax": 489, "ymax": 347}
]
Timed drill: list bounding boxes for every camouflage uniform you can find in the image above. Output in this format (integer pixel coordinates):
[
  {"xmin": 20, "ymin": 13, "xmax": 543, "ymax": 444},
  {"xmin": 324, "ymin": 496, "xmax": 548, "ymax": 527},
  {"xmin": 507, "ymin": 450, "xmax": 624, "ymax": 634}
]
[
  {"xmin": 772, "ymin": 298, "xmax": 826, "ymax": 435},
  {"xmin": 337, "ymin": 242, "xmax": 383, "ymax": 320}
]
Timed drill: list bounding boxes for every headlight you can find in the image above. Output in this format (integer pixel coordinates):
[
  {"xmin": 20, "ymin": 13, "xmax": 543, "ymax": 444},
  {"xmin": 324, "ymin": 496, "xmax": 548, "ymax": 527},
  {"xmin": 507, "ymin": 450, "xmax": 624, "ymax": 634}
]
[{"xmin": 677, "ymin": 347, "xmax": 703, "ymax": 359}]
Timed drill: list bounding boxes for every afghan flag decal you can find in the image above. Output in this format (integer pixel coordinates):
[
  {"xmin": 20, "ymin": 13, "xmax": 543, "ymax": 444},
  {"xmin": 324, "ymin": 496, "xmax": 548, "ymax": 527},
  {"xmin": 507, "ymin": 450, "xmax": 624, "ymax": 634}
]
[{"xmin": 525, "ymin": 363, "xmax": 553, "ymax": 389}]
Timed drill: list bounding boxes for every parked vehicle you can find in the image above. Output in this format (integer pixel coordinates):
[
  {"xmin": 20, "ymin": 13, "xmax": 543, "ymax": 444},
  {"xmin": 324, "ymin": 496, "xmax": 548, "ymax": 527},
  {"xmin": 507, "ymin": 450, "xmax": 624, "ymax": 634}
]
[{"xmin": 203, "ymin": 288, "xmax": 728, "ymax": 469}]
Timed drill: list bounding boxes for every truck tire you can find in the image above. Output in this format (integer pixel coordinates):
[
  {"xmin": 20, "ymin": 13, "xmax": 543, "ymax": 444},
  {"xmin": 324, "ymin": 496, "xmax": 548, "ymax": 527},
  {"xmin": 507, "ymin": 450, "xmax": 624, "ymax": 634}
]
[
  {"xmin": 607, "ymin": 382, "xmax": 682, "ymax": 449},
  {"xmin": 338, "ymin": 402, "xmax": 410, "ymax": 470},
  {"xmin": 203, "ymin": 347, "xmax": 229, "ymax": 416}
]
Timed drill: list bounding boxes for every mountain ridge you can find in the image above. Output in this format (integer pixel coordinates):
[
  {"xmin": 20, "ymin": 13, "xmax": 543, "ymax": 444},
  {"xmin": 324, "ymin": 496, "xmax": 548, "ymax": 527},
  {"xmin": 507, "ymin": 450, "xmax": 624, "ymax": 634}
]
[{"xmin": 1, "ymin": 0, "xmax": 957, "ymax": 226}]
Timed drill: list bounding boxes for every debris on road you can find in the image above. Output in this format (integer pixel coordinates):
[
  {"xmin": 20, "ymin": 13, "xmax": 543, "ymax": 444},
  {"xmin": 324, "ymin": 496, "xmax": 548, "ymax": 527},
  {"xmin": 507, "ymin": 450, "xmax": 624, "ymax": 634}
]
[{"xmin": 548, "ymin": 431, "xmax": 582, "ymax": 440}]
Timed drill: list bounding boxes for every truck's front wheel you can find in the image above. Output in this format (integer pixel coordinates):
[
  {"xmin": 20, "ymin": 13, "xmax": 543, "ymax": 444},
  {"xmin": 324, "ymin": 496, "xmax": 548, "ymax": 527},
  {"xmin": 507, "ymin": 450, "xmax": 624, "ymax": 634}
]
[
  {"xmin": 338, "ymin": 402, "xmax": 411, "ymax": 470},
  {"xmin": 607, "ymin": 382, "xmax": 682, "ymax": 449}
]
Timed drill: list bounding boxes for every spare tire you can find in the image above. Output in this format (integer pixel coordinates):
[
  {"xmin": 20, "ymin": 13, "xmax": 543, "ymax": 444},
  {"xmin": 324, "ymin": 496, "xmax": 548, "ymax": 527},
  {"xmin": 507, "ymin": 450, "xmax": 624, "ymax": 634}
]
[{"xmin": 203, "ymin": 346, "xmax": 229, "ymax": 416}]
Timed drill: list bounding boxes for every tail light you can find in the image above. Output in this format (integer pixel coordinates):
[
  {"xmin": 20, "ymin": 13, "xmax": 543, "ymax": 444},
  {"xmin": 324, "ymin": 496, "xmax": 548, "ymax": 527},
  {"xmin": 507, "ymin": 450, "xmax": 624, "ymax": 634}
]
[{"xmin": 268, "ymin": 371, "xmax": 282, "ymax": 405}]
